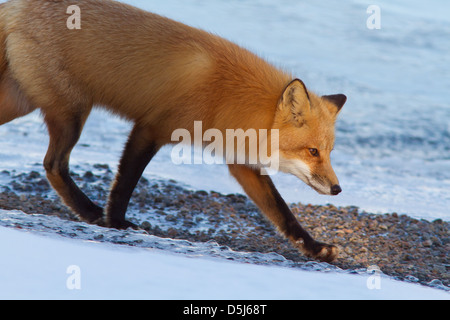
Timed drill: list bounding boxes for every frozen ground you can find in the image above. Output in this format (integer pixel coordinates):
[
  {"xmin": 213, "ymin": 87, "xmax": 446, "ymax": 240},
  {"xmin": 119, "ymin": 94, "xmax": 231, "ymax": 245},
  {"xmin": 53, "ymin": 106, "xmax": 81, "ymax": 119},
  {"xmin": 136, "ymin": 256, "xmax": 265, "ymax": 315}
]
[{"xmin": 0, "ymin": 0, "xmax": 449, "ymax": 299}]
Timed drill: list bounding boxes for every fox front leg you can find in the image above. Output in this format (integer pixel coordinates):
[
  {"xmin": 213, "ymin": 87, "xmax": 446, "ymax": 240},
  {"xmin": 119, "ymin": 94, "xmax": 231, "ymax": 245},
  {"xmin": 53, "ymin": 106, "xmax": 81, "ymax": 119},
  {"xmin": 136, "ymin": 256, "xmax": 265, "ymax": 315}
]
[{"xmin": 228, "ymin": 164, "xmax": 338, "ymax": 263}]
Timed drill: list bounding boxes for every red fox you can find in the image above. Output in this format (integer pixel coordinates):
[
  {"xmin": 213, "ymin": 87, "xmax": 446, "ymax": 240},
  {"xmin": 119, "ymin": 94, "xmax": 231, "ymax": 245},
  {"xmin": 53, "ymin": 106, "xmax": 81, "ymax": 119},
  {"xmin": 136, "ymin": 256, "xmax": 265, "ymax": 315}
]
[{"xmin": 0, "ymin": 0, "xmax": 346, "ymax": 262}]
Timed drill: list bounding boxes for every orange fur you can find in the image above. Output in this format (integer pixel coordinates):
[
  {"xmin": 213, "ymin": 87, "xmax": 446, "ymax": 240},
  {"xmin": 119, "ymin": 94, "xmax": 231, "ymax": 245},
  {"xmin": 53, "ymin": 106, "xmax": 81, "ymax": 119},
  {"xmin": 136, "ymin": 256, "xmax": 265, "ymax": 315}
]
[{"xmin": 2, "ymin": 0, "xmax": 291, "ymax": 138}]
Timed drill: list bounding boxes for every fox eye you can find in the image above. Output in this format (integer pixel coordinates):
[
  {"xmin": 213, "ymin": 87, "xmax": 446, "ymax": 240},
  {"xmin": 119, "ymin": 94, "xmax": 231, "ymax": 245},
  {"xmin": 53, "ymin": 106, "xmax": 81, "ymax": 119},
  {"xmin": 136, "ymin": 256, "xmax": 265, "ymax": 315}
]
[{"xmin": 309, "ymin": 148, "xmax": 319, "ymax": 157}]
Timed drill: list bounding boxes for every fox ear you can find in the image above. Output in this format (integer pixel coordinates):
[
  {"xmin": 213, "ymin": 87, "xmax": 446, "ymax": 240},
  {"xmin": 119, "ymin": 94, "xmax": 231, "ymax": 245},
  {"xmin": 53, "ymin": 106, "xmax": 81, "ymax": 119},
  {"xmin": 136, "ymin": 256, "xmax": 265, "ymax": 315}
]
[
  {"xmin": 279, "ymin": 79, "xmax": 311, "ymax": 126},
  {"xmin": 322, "ymin": 94, "xmax": 347, "ymax": 115}
]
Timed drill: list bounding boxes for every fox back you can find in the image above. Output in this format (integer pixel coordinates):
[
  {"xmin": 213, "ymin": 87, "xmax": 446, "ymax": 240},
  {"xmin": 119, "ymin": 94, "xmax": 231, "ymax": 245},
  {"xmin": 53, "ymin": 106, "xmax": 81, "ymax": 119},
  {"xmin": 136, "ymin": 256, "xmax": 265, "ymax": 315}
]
[{"xmin": 2, "ymin": 0, "xmax": 289, "ymax": 136}]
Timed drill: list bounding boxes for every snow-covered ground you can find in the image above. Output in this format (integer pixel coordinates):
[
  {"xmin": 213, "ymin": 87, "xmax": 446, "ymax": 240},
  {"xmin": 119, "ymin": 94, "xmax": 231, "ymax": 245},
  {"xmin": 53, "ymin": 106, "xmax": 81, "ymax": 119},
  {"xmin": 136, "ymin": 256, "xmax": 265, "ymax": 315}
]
[
  {"xmin": 0, "ymin": 0, "xmax": 449, "ymax": 299},
  {"xmin": 1, "ymin": 216, "xmax": 448, "ymax": 300}
]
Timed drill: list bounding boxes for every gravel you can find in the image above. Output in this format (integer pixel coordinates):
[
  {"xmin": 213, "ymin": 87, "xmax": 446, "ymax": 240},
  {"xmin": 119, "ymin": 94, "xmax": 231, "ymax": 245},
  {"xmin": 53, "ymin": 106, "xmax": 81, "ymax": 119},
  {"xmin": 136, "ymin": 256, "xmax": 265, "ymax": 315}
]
[{"xmin": 0, "ymin": 165, "xmax": 448, "ymax": 291}]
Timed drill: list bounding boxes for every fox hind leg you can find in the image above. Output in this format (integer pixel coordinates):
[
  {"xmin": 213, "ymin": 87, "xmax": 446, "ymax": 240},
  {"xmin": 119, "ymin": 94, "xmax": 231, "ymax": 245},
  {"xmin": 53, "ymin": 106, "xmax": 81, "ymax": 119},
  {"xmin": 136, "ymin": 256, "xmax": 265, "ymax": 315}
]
[
  {"xmin": 0, "ymin": 67, "xmax": 102, "ymax": 222},
  {"xmin": 0, "ymin": 71, "xmax": 37, "ymax": 125},
  {"xmin": 43, "ymin": 106, "xmax": 104, "ymax": 223}
]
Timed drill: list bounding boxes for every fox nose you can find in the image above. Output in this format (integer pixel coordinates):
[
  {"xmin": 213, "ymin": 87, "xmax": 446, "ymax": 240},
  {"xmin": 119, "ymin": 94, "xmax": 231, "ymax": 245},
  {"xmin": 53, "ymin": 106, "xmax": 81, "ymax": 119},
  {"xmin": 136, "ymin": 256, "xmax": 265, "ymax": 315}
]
[{"xmin": 330, "ymin": 185, "xmax": 342, "ymax": 195}]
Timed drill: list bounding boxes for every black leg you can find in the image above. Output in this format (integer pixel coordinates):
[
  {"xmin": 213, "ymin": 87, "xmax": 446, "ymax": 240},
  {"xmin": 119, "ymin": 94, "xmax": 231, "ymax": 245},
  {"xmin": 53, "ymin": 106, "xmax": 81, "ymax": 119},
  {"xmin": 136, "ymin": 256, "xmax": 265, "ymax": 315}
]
[{"xmin": 105, "ymin": 125, "xmax": 160, "ymax": 229}]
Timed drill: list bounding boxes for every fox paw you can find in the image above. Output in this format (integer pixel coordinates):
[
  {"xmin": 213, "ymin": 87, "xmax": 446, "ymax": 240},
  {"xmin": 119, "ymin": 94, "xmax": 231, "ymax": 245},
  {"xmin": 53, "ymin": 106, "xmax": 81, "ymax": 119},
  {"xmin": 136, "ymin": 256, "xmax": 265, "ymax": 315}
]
[
  {"xmin": 311, "ymin": 242, "xmax": 339, "ymax": 263},
  {"xmin": 98, "ymin": 218, "xmax": 139, "ymax": 230},
  {"xmin": 295, "ymin": 239, "xmax": 339, "ymax": 263},
  {"xmin": 111, "ymin": 219, "xmax": 139, "ymax": 230}
]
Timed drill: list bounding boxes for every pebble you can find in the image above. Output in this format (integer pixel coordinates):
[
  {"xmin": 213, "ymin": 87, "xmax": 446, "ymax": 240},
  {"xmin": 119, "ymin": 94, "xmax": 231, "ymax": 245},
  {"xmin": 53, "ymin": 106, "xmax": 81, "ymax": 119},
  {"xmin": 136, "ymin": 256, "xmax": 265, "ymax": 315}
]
[{"xmin": 422, "ymin": 239, "xmax": 433, "ymax": 247}]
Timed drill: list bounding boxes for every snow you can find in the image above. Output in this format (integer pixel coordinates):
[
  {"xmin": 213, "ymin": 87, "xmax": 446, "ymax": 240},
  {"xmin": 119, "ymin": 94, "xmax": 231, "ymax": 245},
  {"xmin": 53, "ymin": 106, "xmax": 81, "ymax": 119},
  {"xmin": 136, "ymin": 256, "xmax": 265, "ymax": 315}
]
[
  {"xmin": 0, "ymin": 0, "xmax": 449, "ymax": 299},
  {"xmin": 1, "ymin": 224, "xmax": 448, "ymax": 300}
]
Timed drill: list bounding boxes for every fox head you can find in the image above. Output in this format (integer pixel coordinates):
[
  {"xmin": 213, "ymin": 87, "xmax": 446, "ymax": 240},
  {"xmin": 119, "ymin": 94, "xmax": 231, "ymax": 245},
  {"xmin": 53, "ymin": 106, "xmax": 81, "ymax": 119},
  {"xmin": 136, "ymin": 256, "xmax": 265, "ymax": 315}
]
[{"xmin": 273, "ymin": 79, "xmax": 346, "ymax": 196}]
